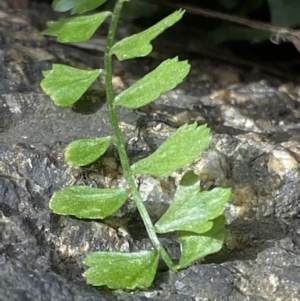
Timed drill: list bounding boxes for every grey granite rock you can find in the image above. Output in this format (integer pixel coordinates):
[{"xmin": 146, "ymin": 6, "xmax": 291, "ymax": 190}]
[
  {"xmin": 0, "ymin": 255, "xmax": 110, "ymax": 301},
  {"xmin": 1, "ymin": 3, "xmax": 300, "ymax": 301}
]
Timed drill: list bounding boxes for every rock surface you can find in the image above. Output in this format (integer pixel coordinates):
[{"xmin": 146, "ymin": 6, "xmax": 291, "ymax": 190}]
[{"xmin": 1, "ymin": 2, "xmax": 300, "ymax": 301}]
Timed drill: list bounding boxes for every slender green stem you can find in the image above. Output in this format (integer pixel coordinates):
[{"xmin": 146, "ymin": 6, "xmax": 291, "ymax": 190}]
[{"xmin": 104, "ymin": 0, "xmax": 175, "ymax": 271}]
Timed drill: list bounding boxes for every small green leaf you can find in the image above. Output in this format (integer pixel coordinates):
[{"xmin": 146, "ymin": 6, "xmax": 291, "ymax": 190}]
[
  {"xmin": 50, "ymin": 186, "xmax": 129, "ymax": 219},
  {"xmin": 41, "ymin": 64, "xmax": 102, "ymax": 106},
  {"xmin": 65, "ymin": 137, "xmax": 112, "ymax": 166},
  {"xmin": 177, "ymin": 215, "xmax": 226, "ymax": 269},
  {"xmin": 53, "ymin": 0, "xmax": 107, "ymax": 14},
  {"xmin": 155, "ymin": 171, "xmax": 231, "ymax": 233},
  {"xmin": 83, "ymin": 250, "xmax": 159, "ymax": 289},
  {"xmin": 111, "ymin": 9, "xmax": 184, "ymax": 60},
  {"xmin": 43, "ymin": 12, "xmax": 111, "ymax": 42},
  {"xmin": 114, "ymin": 57, "xmax": 190, "ymax": 109},
  {"xmin": 52, "ymin": 0, "xmax": 74, "ymax": 12},
  {"xmin": 131, "ymin": 124, "xmax": 211, "ymax": 177}
]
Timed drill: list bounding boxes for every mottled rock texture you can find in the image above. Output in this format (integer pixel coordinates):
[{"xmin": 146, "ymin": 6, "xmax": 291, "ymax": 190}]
[{"xmin": 1, "ymin": 2, "xmax": 300, "ymax": 301}]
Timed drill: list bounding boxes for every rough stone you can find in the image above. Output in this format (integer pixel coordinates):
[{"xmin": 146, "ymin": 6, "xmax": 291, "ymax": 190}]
[{"xmin": 1, "ymin": 2, "xmax": 300, "ymax": 301}]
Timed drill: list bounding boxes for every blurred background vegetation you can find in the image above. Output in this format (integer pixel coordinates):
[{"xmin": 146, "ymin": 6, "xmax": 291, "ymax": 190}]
[
  {"xmin": 6, "ymin": 0, "xmax": 299, "ymax": 71},
  {"xmin": 102, "ymin": 0, "xmax": 300, "ymax": 67},
  {"xmin": 110, "ymin": 0, "xmax": 300, "ymax": 44}
]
